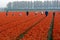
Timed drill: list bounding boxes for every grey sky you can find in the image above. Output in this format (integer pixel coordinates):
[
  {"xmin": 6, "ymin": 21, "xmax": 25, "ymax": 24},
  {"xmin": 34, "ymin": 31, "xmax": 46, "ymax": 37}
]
[{"xmin": 0, "ymin": 0, "xmax": 58, "ymax": 8}]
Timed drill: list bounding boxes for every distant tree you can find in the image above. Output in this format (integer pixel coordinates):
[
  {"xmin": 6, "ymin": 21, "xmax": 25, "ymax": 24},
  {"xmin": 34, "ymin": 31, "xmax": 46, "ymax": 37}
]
[{"xmin": 7, "ymin": 2, "xmax": 12, "ymax": 9}]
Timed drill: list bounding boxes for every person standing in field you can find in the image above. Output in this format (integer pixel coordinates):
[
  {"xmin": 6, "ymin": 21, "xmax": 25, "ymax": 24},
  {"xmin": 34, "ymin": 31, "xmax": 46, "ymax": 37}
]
[
  {"xmin": 53, "ymin": 12, "xmax": 55, "ymax": 17},
  {"xmin": 35, "ymin": 11, "xmax": 38, "ymax": 15},
  {"xmin": 41, "ymin": 11, "xmax": 44, "ymax": 15},
  {"xmin": 45, "ymin": 11, "xmax": 48, "ymax": 16},
  {"xmin": 26, "ymin": 11, "xmax": 29, "ymax": 16},
  {"xmin": 6, "ymin": 10, "xmax": 8, "ymax": 16}
]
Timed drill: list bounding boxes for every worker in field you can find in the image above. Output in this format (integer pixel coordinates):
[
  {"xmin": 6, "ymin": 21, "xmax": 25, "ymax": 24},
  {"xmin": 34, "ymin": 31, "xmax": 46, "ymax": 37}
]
[
  {"xmin": 53, "ymin": 12, "xmax": 55, "ymax": 17},
  {"xmin": 35, "ymin": 11, "xmax": 38, "ymax": 15},
  {"xmin": 26, "ymin": 11, "xmax": 29, "ymax": 16},
  {"xmin": 41, "ymin": 11, "xmax": 44, "ymax": 15},
  {"xmin": 45, "ymin": 11, "xmax": 48, "ymax": 16},
  {"xmin": 6, "ymin": 10, "xmax": 8, "ymax": 16}
]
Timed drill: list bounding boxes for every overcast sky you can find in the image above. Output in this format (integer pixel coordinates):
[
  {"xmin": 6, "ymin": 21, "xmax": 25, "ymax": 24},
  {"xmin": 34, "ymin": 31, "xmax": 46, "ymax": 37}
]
[{"xmin": 0, "ymin": 0, "xmax": 58, "ymax": 8}]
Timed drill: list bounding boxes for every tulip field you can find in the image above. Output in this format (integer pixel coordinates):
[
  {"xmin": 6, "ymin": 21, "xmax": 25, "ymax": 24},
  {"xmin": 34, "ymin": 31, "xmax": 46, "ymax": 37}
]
[{"xmin": 0, "ymin": 11, "xmax": 60, "ymax": 40}]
